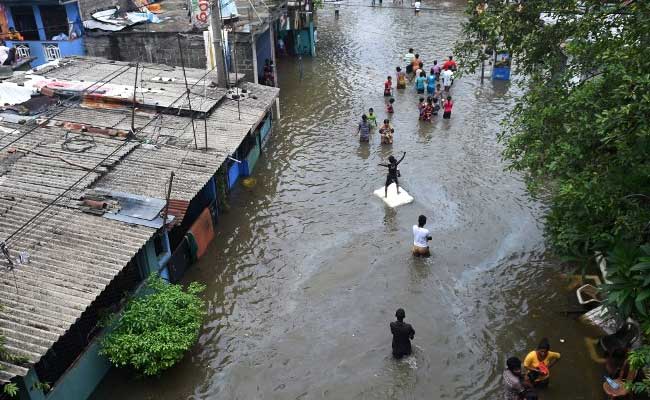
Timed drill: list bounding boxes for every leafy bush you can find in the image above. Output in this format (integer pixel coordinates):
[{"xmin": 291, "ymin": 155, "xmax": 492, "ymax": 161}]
[
  {"xmin": 626, "ymin": 346, "xmax": 650, "ymax": 395},
  {"xmin": 100, "ymin": 276, "xmax": 206, "ymax": 376},
  {"xmin": 454, "ymin": 0, "xmax": 650, "ymax": 257},
  {"xmin": 602, "ymin": 243, "xmax": 650, "ymax": 319}
]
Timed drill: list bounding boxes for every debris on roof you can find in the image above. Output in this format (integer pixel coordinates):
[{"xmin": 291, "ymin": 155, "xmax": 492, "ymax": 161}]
[{"xmin": 0, "ymin": 56, "xmax": 278, "ymax": 384}]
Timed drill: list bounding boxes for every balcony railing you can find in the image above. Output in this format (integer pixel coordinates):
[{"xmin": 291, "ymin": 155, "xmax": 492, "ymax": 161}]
[{"xmin": 5, "ymin": 38, "xmax": 85, "ymax": 67}]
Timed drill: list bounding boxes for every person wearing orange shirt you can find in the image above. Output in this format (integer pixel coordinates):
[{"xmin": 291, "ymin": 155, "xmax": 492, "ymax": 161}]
[
  {"xmin": 524, "ymin": 338, "xmax": 561, "ymax": 388},
  {"xmin": 7, "ymin": 27, "xmax": 24, "ymax": 41}
]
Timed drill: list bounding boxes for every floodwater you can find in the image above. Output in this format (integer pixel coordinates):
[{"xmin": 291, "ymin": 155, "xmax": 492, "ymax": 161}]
[{"xmin": 92, "ymin": 2, "xmax": 606, "ymax": 399}]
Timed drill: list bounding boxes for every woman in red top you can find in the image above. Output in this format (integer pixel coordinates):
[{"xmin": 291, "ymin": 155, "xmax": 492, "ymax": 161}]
[
  {"xmin": 442, "ymin": 56, "xmax": 457, "ymax": 71},
  {"xmin": 443, "ymin": 95, "xmax": 453, "ymax": 119},
  {"xmin": 384, "ymin": 76, "xmax": 392, "ymax": 96}
]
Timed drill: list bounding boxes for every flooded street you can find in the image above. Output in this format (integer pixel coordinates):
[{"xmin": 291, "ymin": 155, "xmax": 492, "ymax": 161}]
[{"xmin": 93, "ymin": 2, "xmax": 605, "ymax": 399}]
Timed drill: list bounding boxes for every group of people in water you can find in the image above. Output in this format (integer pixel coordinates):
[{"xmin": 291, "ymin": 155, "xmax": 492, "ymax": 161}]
[
  {"xmin": 502, "ymin": 338, "xmax": 561, "ymax": 399},
  {"xmin": 378, "ymin": 51, "xmax": 560, "ymax": 399},
  {"xmin": 391, "ymin": 313, "xmax": 562, "ymax": 400},
  {"xmin": 400, "ymin": 49, "xmax": 456, "ymax": 121},
  {"xmin": 362, "ymin": 49, "xmax": 459, "ymax": 202},
  {"xmin": 357, "ymin": 49, "xmax": 458, "ymax": 148}
]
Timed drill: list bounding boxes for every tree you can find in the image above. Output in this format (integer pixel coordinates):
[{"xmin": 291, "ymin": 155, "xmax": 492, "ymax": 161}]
[
  {"xmin": 455, "ymin": 0, "xmax": 650, "ymax": 394},
  {"xmin": 455, "ymin": 0, "xmax": 650, "ymax": 257},
  {"xmin": 100, "ymin": 276, "xmax": 206, "ymax": 376}
]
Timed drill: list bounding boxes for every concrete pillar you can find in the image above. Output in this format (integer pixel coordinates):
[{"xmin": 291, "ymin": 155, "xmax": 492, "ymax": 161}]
[
  {"xmin": 32, "ymin": 5, "xmax": 46, "ymax": 41},
  {"xmin": 269, "ymin": 22, "xmax": 278, "ymax": 87},
  {"xmin": 251, "ymin": 34, "xmax": 258, "ymax": 84}
]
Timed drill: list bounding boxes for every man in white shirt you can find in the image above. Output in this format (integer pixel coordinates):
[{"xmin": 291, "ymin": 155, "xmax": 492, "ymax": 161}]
[
  {"xmin": 441, "ymin": 67, "xmax": 454, "ymax": 92},
  {"xmin": 412, "ymin": 215, "xmax": 432, "ymax": 257},
  {"xmin": 404, "ymin": 48, "xmax": 415, "ymax": 74},
  {"xmin": 0, "ymin": 42, "xmax": 10, "ymax": 65}
]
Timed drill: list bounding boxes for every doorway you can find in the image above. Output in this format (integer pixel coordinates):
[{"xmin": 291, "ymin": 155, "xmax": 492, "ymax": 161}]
[{"xmin": 9, "ymin": 6, "xmax": 38, "ymax": 40}]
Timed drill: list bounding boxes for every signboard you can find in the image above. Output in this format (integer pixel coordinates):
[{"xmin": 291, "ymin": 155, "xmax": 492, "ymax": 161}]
[
  {"xmin": 191, "ymin": 0, "xmax": 239, "ymax": 28},
  {"xmin": 493, "ymin": 52, "xmax": 511, "ymax": 81},
  {"xmin": 191, "ymin": 0, "xmax": 211, "ymax": 28}
]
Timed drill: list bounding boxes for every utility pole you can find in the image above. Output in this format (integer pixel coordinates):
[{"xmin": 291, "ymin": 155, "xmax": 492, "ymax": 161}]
[{"xmin": 211, "ymin": 0, "xmax": 230, "ymax": 88}]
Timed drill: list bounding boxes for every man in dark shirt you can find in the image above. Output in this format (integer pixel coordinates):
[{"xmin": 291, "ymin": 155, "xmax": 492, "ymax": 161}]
[{"xmin": 390, "ymin": 308, "xmax": 415, "ymax": 358}]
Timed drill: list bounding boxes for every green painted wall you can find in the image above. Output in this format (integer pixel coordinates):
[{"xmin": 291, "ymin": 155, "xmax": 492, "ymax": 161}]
[
  {"xmin": 44, "ymin": 337, "xmax": 111, "ymax": 400},
  {"xmin": 17, "ymin": 369, "xmax": 45, "ymax": 400},
  {"xmin": 246, "ymin": 141, "xmax": 261, "ymax": 175}
]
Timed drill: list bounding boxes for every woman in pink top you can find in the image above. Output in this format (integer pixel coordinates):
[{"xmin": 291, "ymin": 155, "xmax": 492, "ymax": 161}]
[{"xmin": 443, "ymin": 95, "xmax": 453, "ymax": 119}]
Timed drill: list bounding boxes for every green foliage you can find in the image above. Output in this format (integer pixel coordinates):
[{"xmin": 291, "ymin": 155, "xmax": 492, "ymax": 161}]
[
  {"xmin": 0, "ymin": 305, "xmax": 21, "ymax": 397},
  {"xmin": 455, "ymin": 1, "xmax": 650, "ymax": 256},
  {"xmin": 602, "ymin": 243, "xmax": 650, "ymax": 319},
  {"xmin": 100, "ymin": 275, "xmax": 206, "ymax": 376},
  {"xmin": 456, "ymin": 2, "xmax": 650, "ymax": 390},
  {"xmin": 626, "ymin": 346, "xmax": 650, "ymax": 395},
  {"xmin": 3, "ymin": 383, "xmax": 18, "ymax": 397},
  {"xmin": 31, "ymin": 381, "xmax": 51, "ymax": 393}
]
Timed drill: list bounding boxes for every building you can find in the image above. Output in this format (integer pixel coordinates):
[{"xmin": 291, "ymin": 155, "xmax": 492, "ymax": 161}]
[
  {"xmin": 0, "ymin": 56, "xmax": 278, "ymax": 400},
  {"xmin": 277, "ymin": 0, "xmax": 318, "ymax": 57},
  {"xmin": 82, "ymin": 0, "xmax": 210, "ymax": 70},
  {"xmin": 79, "ymin": 0, "xmax": 318, "ymax": 86},
  {"xmin": 0, "ymin": 0, "xmax": 85, "ymax": 66}
]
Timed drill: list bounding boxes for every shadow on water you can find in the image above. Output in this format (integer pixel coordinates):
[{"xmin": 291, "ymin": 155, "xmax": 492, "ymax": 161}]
[{"xmin": 91, "ymin": 1, "xmax": 606, "ymax": 399}]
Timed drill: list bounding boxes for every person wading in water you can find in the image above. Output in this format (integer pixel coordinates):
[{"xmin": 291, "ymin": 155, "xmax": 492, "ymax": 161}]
[
  {"xmin": 379, "ymin": 151, "xmax": 406, "ymax": 198},
  {"xmin": 412, "ymin": 215, "xmax": 432, "ymax": 256},
  {"xmin": 390, "ymin": 308, "xmax": 415, "ymax": 359}
]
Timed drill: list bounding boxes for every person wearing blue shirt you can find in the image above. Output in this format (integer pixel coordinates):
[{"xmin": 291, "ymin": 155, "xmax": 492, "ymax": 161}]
[
  {"xmin": 426, "ymin": 70, "xmax": 436, "ymax": 94},
  {"xmin": 415, "ymin": 71, "xmax": 426, "ymax": 94}
]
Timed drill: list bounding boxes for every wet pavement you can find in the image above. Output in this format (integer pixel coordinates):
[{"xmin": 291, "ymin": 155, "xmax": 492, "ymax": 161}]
[{"xmin": 92, "ymin": 2, "xmax": 606, "ymax": 399}]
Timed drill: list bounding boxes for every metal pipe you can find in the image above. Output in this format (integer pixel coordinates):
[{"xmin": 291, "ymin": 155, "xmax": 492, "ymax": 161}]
[
  {"xmin": 177, "ymin": 34, "xmax": 199, "ymax": 150},
  {"xmin": 130, "ymin": 62, "xmax": 139, "ymax": 135},
  {"xmin": 233, "ymin": 33, "xmax": 242, "ymax": 120},
  {"xmin": 162, "ymin": 171, "xmax": 175, "ymax": 228}
]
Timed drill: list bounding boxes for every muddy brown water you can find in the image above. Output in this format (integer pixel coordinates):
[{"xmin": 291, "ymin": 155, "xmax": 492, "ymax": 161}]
[{"xmin": 92, "ymin": 2, "xmax": 606, "ymax": 399}]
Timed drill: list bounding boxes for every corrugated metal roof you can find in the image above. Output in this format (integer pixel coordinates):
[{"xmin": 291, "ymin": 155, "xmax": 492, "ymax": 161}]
[
  {"xmin": 95, "ymin": 145, "xmax": 229, "ymax": 201},
  {"xmin": 11, "ymin": 57, "xmax": 226, "ymax": 114},
  {"xmin": 0, "ymin": 122, "xmax": 154, "ymax": 383},
  {"xmin": 0, "ymin": 57, "xmax": 278, "ymax": 384}
]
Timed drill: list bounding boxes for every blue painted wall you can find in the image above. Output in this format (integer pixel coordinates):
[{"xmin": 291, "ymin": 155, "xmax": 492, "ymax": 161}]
[
  {"xmin": 227, "ymin": 161, "xmax": 240, "ymax": 189},
  {"xmin": 64, "ymin": 2, "xmax": 83, "ymax": 38},
  {"xmin": 3, "ymin": 2, "xmax": 85, "ymax": 67},
  {"xmin": 255, "ymin": 28, "xmax": 271, "ymax": 82},
  {"xmin": 184, "ymin": 177, "xmax": 217, "ymax": 228},
  {"xmin": 4, "ymin": 6, "xmax": 15, "ymax": 30},
  {"xmin": 5, "ymin": 37, "xmax": 85, "ymax": 66},
  {"xmin": 31, "ymin": 5, "xmax": 45, "ymax": 40}
]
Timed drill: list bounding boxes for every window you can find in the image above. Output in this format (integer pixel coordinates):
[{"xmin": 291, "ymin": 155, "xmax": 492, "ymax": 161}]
[
  {"xmin": 9, "ymin": 6, "xmax": 38, "ymax": 41},
  {"xmin": 15, "ymin": 44, "xmax": 31, "ymax": 58},
  {"xmin": 43, "ymin": 43, "xmax": 61, "ymax": 61},
  {"xmin": 39, "ymin": 5, "xmax": 68, "ymax": 40}
]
